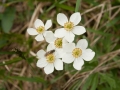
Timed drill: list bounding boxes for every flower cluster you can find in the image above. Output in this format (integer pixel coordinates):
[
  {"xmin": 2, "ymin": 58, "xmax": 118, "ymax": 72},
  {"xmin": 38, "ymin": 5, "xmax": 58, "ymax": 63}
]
[{"xmin": 27, "ymin": 12, "xmax": 95, "ymax": 74}]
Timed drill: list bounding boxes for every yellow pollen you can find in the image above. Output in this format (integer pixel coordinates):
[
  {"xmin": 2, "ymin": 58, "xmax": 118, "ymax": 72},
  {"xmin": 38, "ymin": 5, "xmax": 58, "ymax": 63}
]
[
  {"xmin": 64, "ymin": 21, "xmax": 74, "ymax": 31},
  {"xmin": 54, "ymin": 38, "xmax": 62, "ymax": 48},
  {"xmin": 72, "ymin": 48, "xmax": 82, "ymax": 58},
  {"xmin": 46, "ymin": 54, "xmax": 55, "ymax": 63},
  {"xmin": 36, "ymin": 26, "xmax": 45, "ymax": 34}
]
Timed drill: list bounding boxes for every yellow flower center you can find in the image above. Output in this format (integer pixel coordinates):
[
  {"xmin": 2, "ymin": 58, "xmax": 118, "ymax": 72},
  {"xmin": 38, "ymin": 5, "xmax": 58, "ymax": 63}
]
[
  {"xmin": 46, "ymin": 54, "xmax": 55, "ymax": 63},
  {"xmin": 64, "ymin": 21, "xmax": 74, "ymax": 31},
  {"xmin": 36, "ymin": 26, "xmax": 45, "ymax": 34},
  {"xmin": 72, "ymin": 48, "xmax": 82, "ymax": 58},
  {"xmin": 54, "ymin": 38, "xmax": 62, "ymax": 48}
]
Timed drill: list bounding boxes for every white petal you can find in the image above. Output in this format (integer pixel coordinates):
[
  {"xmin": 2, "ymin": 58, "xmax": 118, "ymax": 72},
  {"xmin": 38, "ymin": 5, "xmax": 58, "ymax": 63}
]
[
  {"xmin": 70, "ymin": 12, "xmax": 81, "ymax": 26},
  {"xmin": 37, "ymin": 50, "xmax": 46, "ymax": 58},
  {"xmin": 47, "ymin": 43, "xmax": 55, "ymax": 52},
  {"xmin": 63, "ymin": 43, "xmax": 75, "ymax": 52},
  {"xmin": 43, "ymin": 31, "xmax": 54, "ymax": 38},
  {"xmin": 77, "ymin": 39, "xmax": 88, "ymax": 49},
  {"xmin": 62, "ymin": 53, "xmax": 74, "ymax": 63},
  {"xmin": 73, "ymin": 58, "xmax": 84, "ymax": 70},
  {"xmin": 54, "ymin": 28, "xmax": 66, "ymax": 38},
  {"xmin": 34, "ymin": 19, "xmax": 44, "ymax": 28},
  {"xmin": 44, "ymin": 63, "xmax": 54, "ymax": 74},
  {"xmin": 54, "ymin": 51, "xmax": 62, "ymax": 59},
  {"xmin": 35, "ymin": 34, "xmax": 44, "ymax": 41},
  {"xmin": 56, "ymin": 48, "xmax": 65, "ymax": 58},
  {"xmin": 27, "ymin": 28, "xmax": 38, "ymax": 35},
  {"xmin": 62, "ymin": 38, "xmax": 68, "ymax": 47},
  {"xmin": 72, "ymin": 26, "xmax": 86, "ymax": 35},
  {"xmin": 45, "ymin": 19, "xmax": 52, "ymax": 30},
  {"xmin": 57, "ymin": 13, "xmax": 68, "ymax": 26},
  {"xmin": 45, "ymin": 31, "xmax": 56, "ymax": 43},
  {"xmin": 36, "ymin": 58, "xmax": 48, "ymax": 68},
  {"xmin": 54, "ymin": 59, "xmax": 63, "ymax": 70},
  {"xmin": 64, "ymin": 32, "xmax": 75, "ymax": 43},
  {"xmin": 82, "ymin": 49, "xmax": 95, "ymax": 61}
]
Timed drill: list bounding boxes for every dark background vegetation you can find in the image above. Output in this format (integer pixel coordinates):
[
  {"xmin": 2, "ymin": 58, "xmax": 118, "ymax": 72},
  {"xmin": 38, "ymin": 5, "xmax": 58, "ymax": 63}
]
[{"xmin": 0, "ymin": 0, "xmax": 120, "ymax": 90}]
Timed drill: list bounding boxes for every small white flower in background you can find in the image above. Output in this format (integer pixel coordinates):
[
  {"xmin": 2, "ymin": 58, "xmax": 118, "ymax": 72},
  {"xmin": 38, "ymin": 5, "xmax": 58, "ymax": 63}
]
[
  {"xmin": 62, "ymin": 39, "xmax": 95, "ymax": 70},
  {"xmin": 36, "ymin": 49, "xmax": 63, "ymax": 74},
  {"xmin": 54, "ymin": 12, "xmax": 86, "ymax": 43},
  {"xmin": 27, "ymin": 19, "xmax": 52, "ymax": 41},
  {"xmin": 45, "ymin": 31, "xmax": 68, "ymax": 58}
]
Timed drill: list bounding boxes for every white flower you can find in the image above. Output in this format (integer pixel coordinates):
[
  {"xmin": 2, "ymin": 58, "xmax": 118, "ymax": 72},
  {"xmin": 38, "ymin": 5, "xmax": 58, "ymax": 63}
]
[
  {"xmin": 27, "ymin": 19, "xmax": 52, "ymax": 41},
  {"xmin": 45, "ymin": 31, "xmax": 68, "ymax": 58},
  {"xmin": 54, "ymin": 12, "xmax": 86, "ymax": 43},
  {"xmin": 36, "ymin": 49, "xmax": 63, "ymax": 74},
  {"xmin": 62, "ymin": 39, "xmax": 95, "ymax": 70}
]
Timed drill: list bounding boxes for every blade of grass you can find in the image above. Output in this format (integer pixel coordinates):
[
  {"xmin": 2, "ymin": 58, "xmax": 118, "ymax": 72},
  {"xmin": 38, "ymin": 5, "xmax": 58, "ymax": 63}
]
[
  {"xmin": 56, "ymin": 3, "xmax": 74, "ymax": 11},
  {"xmin": 6, "ymin": 75, "xmax": 46, "ymax": 84},
  {"xmin": 0, "ymin": 57, "xmax": 22, "ymax": 66},
  {"xmin": 75, "ymin": 0, "xmax": 81, "ymax": 12},
  {"xmin": 46, "ymin": 0, "xmax": 67, "ymax": 12}
]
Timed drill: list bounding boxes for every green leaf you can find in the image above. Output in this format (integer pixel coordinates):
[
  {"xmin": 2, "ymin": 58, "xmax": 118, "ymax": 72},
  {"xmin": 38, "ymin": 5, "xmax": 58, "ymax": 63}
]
[
  {"xmin": 106, "ymin": 17, "xmax": 120, "ymax": 28},
  {"xmin": 0, "ymin": 37, "xmax": 8, "ymax": 48},
  {"xmin": 87, "ymin": 28, "xmax": 113, "ymax": 37},
  {"xmin": 84, "ymin": 0, "xmax": 99, "ymax": 6},
  {"xmin": 71, "ymin": 80, "xmax": 82, "ymax": 90},
  {"xmin": 0, "ymin": 57, "xmax": 22, "ymax": 66},
  {"xmin": 1, "ymin": 8, "xmax": 15, "ymax": 33},
  {"xmin": 90, "ymin": 73, "xmax": 99, "ymax": 90},
  {"xmin": 46, "ymin": 0, "xmax": 67, "ymax": 12},
  {"xmin": 75, "ymin": 0, "xmax": 81, "ymax": 12},
  {"xmin": 0, "ymin": 69, "xmax": 5, "ymax": 77},
  {"xmin": 51, "ymin": 75, "xmax": 63, "ymax": 84},
  {"xmin": 82, "ymin": 74, "xmax": 95, "ymax": 90},
  {"xmin": 99, "ymin": 73, "xmax": 116, "ymax": 88},
  {"xmin": 27, "ymin": 0, "xmax": 34, "ymax": 9},
  {"xmin": 56, "ymin": 4, "xmax": 74, "ymax": 11},
  {"xmin": 0, "ymin": 51, "xmax": 15, "ymax": 55},
  {"xmin": 6, "ymin": 75, "xmax": 46, "ymax": 83}
]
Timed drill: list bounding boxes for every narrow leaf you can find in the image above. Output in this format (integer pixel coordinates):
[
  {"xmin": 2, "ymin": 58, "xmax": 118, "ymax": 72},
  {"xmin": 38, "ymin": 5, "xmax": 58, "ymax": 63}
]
[
  {"xmin": 1, "ymin": 8, "xmax": 15, "ymax": 33},
  {"xmin": 75, "ymin": 0, "xmax": 81, "ymax": 12},
  {"xmin": 99, "ymin": 73, "xmax": 116, "ymax": 88},
  {"xmin": 6, "ymin": 75, "xmax": 46, "ymax": 83},
  {"xmin": 90, "ymin": 73, "xmax": 99, "ymax": 90}
]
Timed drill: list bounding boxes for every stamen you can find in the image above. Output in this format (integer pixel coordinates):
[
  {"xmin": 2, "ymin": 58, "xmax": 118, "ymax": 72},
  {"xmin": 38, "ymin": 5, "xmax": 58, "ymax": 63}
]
[
  {"xmin": 64, "ymin": 21, "xmax": 74, "ymax": 31},
  {"xmin": 54, "ymin": 38, "xmax": 62, "ymax": 48},
  {"xmin": 36, "ymin": 26, "xmax": 45, "ymax": 34},
  {"xmin": 46, "ymin": 54, "xmax": 55, "ymax": 63},
  {"xmin": 72, "ymin": 48, "xmax": 82, "ymax": 58}
]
